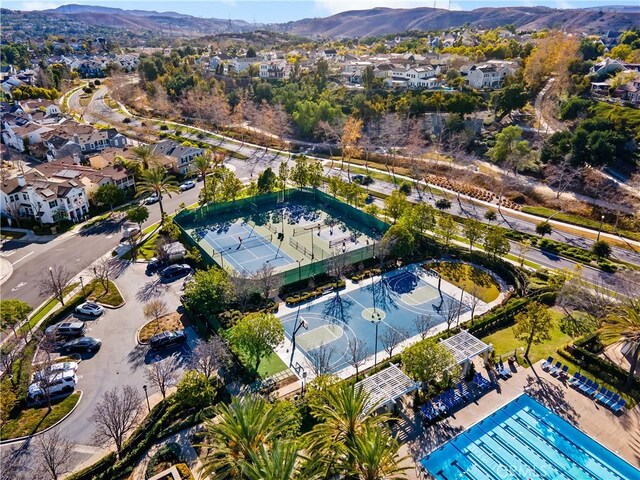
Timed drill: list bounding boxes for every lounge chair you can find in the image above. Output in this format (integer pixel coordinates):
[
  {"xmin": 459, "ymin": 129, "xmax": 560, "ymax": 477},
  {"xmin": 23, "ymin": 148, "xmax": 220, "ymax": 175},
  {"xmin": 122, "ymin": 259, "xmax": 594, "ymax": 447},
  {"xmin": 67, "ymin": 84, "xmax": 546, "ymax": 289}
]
[
  {"xmin": 421, "ymin": 403, "xmax": 439, "ymax": 422},
  {"xmin": 595, "ymin": 389, "xmax": 613, "ymax": 404},
  {"xmin": 548, "ymin": 361, "xmax": 561, "ymax": 375},
  {"xmin": 579, "ymin": 379, "xmax": 594, "ymax": 393},
  {"xmin": 450, "ymin": 388, "xmax": 465, "ymax": 405},
  {"xmin": 604, "ymin": 393, "xmax": 620, "ymax": 408},
  {"xmin": 593, "ymin": 386, "xmax": 608, "ymax": 401},
  {"xmin": 558, "ymin": 365, "xmax": 569, "ymax": 378},
  {"xmin": 497, "ymin": 361, "xmax": 512, "ymax": 378},
  {"xmin": 474, "ymin": 373, "xmax": 493, "ymax": 390},
  {"xmin": 611, "ymin": 399, "xmax": 626, "ymax": 414},
  {"xmin": 567, "ymin": 372, "xmax": 582, "ymax": 386},
  {"xmin": 585, "ymin": 382, "xmax": 599, "ymax": 396},
  {"xmin": 541, "ymin": 356, "xmax": 553, "ymax": 370},
  {"xmin": 457, "ymin": 382, "xmax": 473, "ymax": 400}
]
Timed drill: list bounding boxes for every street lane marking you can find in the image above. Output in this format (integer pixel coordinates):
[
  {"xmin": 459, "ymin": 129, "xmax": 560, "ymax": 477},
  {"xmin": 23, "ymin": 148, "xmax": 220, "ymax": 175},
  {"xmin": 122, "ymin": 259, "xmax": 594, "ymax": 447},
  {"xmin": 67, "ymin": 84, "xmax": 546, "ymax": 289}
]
[
  {"xmin": 11, "ymin": 282, "xmax": 27, "ymax": 292},
  {"xmin": 12, "ymin": 251, "xmax": 34, "ymax": 265}
]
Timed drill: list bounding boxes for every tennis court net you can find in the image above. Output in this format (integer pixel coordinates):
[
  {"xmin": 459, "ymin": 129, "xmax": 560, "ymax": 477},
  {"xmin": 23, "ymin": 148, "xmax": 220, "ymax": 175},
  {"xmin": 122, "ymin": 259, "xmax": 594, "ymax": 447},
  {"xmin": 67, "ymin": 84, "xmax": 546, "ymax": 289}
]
[
  {"xmin": 293, "ymin": 221, "xmax": 323, "ymax": 236},
  {"xmin": 328, "ymin": 235, "xmax": 352, "ymax": 249},
  {"xmin": 238, "ymin": 234, "xmax": 272, "ymax": 250},
  {"xmin": 289, "ymin": 237, "xmax": 313, "ymax": 259}
]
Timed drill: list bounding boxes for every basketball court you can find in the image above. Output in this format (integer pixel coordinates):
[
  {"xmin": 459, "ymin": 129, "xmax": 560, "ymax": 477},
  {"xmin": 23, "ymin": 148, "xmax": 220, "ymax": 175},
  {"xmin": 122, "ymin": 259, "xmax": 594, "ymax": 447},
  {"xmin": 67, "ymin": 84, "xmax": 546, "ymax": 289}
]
[{"xmin": 279, "ymin": 265, "xmax": 475, "ymax": 375}]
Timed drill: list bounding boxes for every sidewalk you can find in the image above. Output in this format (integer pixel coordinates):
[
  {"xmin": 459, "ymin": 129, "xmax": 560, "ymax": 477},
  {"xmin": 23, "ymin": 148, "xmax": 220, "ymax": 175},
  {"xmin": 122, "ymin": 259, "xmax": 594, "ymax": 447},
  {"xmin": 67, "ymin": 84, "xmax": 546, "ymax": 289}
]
[{"xmin": 0, "ymin": 258, "xmax": 13, "ymax": 285}]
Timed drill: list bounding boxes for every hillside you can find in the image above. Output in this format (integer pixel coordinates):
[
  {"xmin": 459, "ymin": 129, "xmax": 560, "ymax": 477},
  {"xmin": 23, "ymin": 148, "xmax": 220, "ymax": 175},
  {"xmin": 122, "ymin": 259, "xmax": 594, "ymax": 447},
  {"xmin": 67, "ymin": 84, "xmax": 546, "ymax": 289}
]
[
  {"xmin": 277, "ymin": 6, "xmax": 640, "ymax": 37},
  {"xmin": 9, "ymin": 4, "xmax": 640, "ymax": 39}
]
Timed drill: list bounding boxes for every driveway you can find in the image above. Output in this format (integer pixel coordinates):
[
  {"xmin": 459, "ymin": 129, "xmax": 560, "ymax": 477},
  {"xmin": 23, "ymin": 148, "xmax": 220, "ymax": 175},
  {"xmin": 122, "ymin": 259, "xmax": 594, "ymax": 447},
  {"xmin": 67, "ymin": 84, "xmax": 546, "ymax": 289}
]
[{"xmin": 0, "ymin": 262, "xmax": 200, "ymax": 473}]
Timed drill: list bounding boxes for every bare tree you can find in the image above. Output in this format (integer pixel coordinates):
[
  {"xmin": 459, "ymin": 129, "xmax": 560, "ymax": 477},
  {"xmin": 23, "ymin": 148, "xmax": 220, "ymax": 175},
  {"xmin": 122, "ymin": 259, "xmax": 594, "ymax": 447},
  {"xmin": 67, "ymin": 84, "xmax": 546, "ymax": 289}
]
[
  {"xmin": 93, "ymin": 257, "xmax": 118, "ymax": 292},
  {"xmin": 0, "ymin": 345, "xmax": 23, "ymax": 387},
  {"xmin": 380, "ymin": 327, "xmax": 408, "ymax": 359},
  {"xmin": 466, "ymin": 286, "xmax": 483, "ymax": 326},
  {"xmin": 441, "ymin": 296, "xmax": 460, "ymax": 332},
  {"xmin": 143, "ymin": 300, "xmax": 169, "ymax": 326},
  {"xmin": 38, "ymin": 265, "xmax": 73, "ymax": 305},
  {"xmin": 36, "ymin": 430, "xmax": 74, "ymax": 480},
  {"xmin": 544, "ymin": 157, "xmax": 581, "ymax": 199},
  {"xmin": 231, "ymin": 271, "xmax": 256, "ymax": 312},
  {"xmin": 91, "ymin": 385, "xmax": 144, "ymax": 458},
  {"xmin": 379, "ymin": 113, "xmax": 404, "ymax": 177},
  {"xmin": 347, "ymin": 338, "xmax": 368, "ymax": 380},
  {"xmin": 413, "ymin": 313, "xmax": 437, "ymax": 340},
  {"xmin": 326, "ymin": 248, "xmax": 349, "ymax": 279},
  {"xmin": 253, "ymin": 263, "xmax": 282, "ymax": 302},
  {"xmin": 145, "ymin": 354, "xmax": 180, "ymax": 399},
  {"xmin": 0, "ymin": 448, "xmax": 31, "ymax": 480},
  {"xmin": 307, "ymin": 342, "xmax": 336, "ymax": 377},
  {"xmin": 189, "ymin": 336, "xmax": 231, "ymax": 380}
]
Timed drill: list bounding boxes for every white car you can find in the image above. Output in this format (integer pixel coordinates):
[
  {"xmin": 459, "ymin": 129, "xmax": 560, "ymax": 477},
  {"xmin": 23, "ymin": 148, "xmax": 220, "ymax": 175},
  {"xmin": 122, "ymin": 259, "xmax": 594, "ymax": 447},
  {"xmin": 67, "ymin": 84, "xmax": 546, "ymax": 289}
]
[
  {"xmin": 33, "ymin": 362, "xmax": 79, "ymax": 382},
  {"xmin": 123, "ymin": 226, "xmax": 141, "ymax": 239},
  {"xmin": 144, "ymin": 193, "xmax": 160, "ymax": 205},
  {"xmin": 28, "ymin": 371, "xmax": 77, "ymax": 400},
  {"xmin": 75, "ymin": 302, "xmax": 104, "ymax": 317},
  {"xmin": 180, "ymin": 180, "xmax": 196, "ymax": 191}
]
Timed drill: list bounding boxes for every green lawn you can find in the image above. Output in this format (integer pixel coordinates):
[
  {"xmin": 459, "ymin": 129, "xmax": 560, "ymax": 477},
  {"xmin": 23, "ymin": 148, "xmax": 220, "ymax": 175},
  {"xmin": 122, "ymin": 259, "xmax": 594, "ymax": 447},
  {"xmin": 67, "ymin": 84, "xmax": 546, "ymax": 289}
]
[
  {"xmin": 86, "ymin": 279, "xmax": 124, "ymax": 307},
  {"xmin": 0, "ymin": 392, "xmax": 80, "ymax": 441},
  {"xmin": 481, "ymin": 308, "xmax": 573, "ymax": 365},
  {"xmin": 430, "ymin": 262, "xmax": 500, "ymax": 303},
  {"xmin": 257, "ymin": 351, "xmax": 288, "ymax": 378}
]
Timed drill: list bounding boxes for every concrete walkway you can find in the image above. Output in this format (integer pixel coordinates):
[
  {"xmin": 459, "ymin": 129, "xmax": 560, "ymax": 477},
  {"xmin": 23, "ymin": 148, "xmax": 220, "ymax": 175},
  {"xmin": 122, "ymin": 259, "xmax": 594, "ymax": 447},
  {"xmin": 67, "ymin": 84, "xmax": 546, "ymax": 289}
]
[{"xmin": 0, "ymin": 257, "xmax": 13, "ymax": 285}]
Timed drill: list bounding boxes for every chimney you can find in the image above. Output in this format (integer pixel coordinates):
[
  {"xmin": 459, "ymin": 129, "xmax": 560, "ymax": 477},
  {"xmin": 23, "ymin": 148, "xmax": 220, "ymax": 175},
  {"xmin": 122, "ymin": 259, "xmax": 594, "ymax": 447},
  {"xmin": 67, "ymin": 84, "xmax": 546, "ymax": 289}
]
[
  {"xmin": 72, "ymin": 153, "xmax": 81, "ymax": 165},
  {"xmin": 17, "ymin": 175, "xmax": 25, "ymax": 187}
]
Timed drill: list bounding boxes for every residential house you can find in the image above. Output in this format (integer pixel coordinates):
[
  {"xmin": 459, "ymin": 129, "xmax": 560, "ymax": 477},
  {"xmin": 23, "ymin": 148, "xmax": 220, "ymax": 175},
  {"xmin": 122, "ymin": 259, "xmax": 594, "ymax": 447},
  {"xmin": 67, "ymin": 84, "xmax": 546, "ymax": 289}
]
[
  {"xmin": 19, "ymin": 99, "xmax": 61, "ymax": 117},
  {"xmin": 1, "ymin": 123, "xmax": 53, "ymax": 152},
  {"xmin": 151, "ymin": 140, "xmax": 204, "ymax": 175},
  {"xmin": 1, "ymin": 173, "xmax": 90, "ymax": 224},
  {"xmin": 619, "ymin": 78, "xmax": 640, "ymax": 105},
  {"xmin": 228, "ymin": 57, "xmax": 263, "ymax": 75},
  {"xmin": 259, "ymin": 60, "xmax": 291, "ymax": 80},
  {"xmin": 320, "ymin": 49, "xmax": 338, "ymax": 61},
  {"xmin": 465, "ymin": 62, "xmax": 512, "ymax": 89},
  {"xmin": 590, "ymin": 58, "xmax": 627, "ymax": 79}
]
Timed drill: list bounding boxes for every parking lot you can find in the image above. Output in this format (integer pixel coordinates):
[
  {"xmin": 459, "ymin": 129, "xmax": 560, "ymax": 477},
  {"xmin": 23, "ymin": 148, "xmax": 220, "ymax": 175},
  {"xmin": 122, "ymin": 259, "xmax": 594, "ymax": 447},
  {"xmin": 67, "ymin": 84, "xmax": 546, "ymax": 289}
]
[{"xmin": 27, "ymin": 262, "xmax": 199, "ymax": 467}]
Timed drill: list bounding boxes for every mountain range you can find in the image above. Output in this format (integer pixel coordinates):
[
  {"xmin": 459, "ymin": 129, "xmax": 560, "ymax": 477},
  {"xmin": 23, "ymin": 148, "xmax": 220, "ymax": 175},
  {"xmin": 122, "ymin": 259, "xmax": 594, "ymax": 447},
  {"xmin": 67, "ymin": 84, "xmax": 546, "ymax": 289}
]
[{"xmin": 12, "ymin": 4, "xmax": 640, "ymax": 38}]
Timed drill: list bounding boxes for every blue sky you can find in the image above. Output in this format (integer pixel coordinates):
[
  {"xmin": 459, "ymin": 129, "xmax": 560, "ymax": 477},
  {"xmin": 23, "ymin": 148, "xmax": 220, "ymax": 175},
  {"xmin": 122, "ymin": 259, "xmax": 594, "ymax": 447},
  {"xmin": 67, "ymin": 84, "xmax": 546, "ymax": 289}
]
[{"xmin": 5, "ymin": 1, "xmax": 637, "ymax": 23}]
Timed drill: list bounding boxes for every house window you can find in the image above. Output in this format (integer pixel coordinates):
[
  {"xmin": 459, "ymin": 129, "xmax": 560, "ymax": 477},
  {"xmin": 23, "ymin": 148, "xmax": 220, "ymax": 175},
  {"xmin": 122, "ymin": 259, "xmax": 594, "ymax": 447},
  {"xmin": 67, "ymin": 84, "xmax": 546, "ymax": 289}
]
[
  {"xmin": 49, "ymin": 200, "xmax": 57, "ymax": 208},
  {"xmin": 22, "ymin": 193, "xmax": 29, "ymax": 200}
]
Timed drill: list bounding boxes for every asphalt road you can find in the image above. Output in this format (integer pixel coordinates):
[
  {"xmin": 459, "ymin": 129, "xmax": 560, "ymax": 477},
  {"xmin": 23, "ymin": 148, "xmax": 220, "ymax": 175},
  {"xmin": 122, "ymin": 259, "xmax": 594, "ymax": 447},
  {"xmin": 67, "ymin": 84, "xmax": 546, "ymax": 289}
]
[
  {"xmin": 0, "ymin": 263, "xmax": 194, "ymax": 472},
  {"xmin": 1, "ymin": 185, "xmax": 203, "ymax": 308}
]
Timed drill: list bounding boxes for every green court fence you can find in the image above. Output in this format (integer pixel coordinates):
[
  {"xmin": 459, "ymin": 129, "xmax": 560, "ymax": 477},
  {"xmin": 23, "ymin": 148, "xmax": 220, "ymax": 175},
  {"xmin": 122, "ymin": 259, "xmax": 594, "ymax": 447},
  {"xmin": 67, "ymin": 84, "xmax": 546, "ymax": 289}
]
[{"xmin": 174, "ymin": 188, "xmax": 389, "ymax": 285}]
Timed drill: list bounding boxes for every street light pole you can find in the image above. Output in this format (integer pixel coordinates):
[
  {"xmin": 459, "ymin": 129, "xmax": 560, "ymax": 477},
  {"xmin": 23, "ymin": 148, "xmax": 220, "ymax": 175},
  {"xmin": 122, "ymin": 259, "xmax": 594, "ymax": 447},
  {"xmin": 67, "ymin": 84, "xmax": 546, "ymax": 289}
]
[
  {"xmin": 143, "ymin": 385, "xmax": 150, "ymax": 412},
  {"xmin": 596, "ymin": 215, "xmax": 605, "ymax": 241},
  {"xmin": 79, "ymin": 276, "xmax": 86, "ymax": 298}
]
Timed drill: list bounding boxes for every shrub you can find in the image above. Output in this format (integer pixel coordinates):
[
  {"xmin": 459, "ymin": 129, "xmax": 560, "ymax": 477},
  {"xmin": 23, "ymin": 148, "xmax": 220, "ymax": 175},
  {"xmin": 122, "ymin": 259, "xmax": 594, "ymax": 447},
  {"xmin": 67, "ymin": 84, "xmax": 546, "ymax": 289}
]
[
  {"xmin": 94, "ymin": 79, "xmax": 101, "ymax": 85},
  {"xmin": 160, "ymin": 124, "xmax": 169, "ymax": 130},
  {"xmin": 123, "ymin": 118, "xmax": 131, "ymax": 124}
]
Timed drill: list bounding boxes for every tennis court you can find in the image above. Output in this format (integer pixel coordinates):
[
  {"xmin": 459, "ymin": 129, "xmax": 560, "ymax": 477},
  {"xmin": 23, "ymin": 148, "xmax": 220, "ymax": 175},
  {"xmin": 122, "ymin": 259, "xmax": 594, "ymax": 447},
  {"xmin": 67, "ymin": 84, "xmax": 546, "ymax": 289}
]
[
  {"xmin": 201, "ymin": 221, "xmax": 294, "ymax": 274},
  {"xmin": 280, "ymin": 265, "xmax": 472, "ymax": 375}
]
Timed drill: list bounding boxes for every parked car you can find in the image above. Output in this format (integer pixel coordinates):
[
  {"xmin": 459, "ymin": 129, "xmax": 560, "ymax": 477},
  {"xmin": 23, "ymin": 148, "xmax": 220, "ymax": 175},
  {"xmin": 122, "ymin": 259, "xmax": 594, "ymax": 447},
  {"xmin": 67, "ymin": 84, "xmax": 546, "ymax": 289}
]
[
  {"xmin": 160, "ymin": 264, "xmax": 192, "ymax": 282},
  {"xmin": 144, "ymin": 194, "xmax": 160, "ymax": 205},
  {"xmin": 180, "ymin": 180, "xmax": 196, "ymax": 191},
  {"xmin": 147, "ymin": 257, "xmax": 165, "ymax": 273},
  {"xmin": 45, "ymin": 321, "xmax": 86, "ymax": 337},
  {"xmin": 33, "ymin": 362, "xmax": 79, "ymax": 382},
  {"xmin": 75, "ymin": 302, "xmax": 104, "ymax": 317},
  {"xmin": 62, "ymin": 337, "xmax": 102, "ymax": 353},
  {"xmin": 123, "ymin": 226, "xmax": 141, "ymax": 239},
  {"xmin": 28, "ymin": 371, "xmax": 77, "ymax": 400},
  {"xmin": 149, "ymin": 330, "xmax": 187, "ymax": 350}
]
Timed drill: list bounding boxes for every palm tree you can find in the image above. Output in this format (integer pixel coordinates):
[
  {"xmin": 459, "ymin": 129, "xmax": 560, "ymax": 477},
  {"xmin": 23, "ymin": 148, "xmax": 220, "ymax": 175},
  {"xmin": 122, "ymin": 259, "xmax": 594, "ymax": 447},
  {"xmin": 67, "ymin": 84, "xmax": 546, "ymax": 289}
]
[
  {"xmin": 348, "ymin": 425, "xmax": 408, "ymax": 480},
  {"xmin": 305, "ymin": 382, "xmax": 391, "ymax": 477},
  {"xmin": 199, "ymin": 396, "xmax": 298, "ymax": 480},
  {"xmin": 242, "ymin": 441, "xmax": 312, "ymax": 480},
  {"xmin": 191, "ymin": 151, "xmax": 213, "ymax": 203},
  {"xmin": 136, "ymin": 166, "xmax": 179, "ymax": 218},
  {"xmin": 131, "ymin": 144, "xmax": 158, "ymax": 170},
  {"xmin": 114, "ymin": 154, "xmax": 143, "ymax": 178},
  {"xmin": 600, "ymin": 299, "xmax": 640, "ymax": 389}
]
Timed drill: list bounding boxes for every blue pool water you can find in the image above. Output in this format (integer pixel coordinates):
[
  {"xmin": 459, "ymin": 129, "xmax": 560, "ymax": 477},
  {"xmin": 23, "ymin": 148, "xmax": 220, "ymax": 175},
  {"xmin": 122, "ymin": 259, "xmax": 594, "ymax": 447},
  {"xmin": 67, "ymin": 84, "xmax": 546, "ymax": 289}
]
[{"xmin": 420, "ymin": 394, "xmax": 640, "ymax": 480}]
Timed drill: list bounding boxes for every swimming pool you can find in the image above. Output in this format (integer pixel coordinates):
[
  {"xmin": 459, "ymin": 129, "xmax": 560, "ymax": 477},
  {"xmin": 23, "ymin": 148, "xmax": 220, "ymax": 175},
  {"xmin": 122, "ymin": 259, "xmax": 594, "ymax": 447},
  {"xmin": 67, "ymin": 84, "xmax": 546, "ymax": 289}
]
[{"xmin": 420, "ymin": 394, "xmax": 639, "ymax": 480}]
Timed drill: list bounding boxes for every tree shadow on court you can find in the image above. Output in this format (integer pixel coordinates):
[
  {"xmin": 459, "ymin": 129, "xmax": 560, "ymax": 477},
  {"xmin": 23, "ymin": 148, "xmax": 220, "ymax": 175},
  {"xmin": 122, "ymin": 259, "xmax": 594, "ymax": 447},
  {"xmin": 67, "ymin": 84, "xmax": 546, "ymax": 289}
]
[
  {"xmin": 524, "ymin": 373, "xmax": 581, "ymax": 426},
  {"xmin": 366, "ymin": 277, "xmax": 399, "ymax": 313},
  {"xmin": 323, "ymin": 292, "xmax": 354, "ymax": 325},
  {"xmin": 136, "ymin": 279, "xmax": 170, "ymax": 302}
]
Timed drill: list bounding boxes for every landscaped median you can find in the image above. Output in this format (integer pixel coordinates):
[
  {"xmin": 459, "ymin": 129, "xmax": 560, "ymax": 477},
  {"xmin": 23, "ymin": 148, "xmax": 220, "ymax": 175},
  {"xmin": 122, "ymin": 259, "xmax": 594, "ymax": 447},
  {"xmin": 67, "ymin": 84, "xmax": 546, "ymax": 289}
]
[
  {"xmin": 0, "ymin": 392, "xmax": 81, "ymax": 442},
  {"xmin": 86, "ymin": 279, "xmax": 125, "ymax": 308},
  {"xmin": 137, "ymin": 312, "xmax": 190, "ymax": 344}
]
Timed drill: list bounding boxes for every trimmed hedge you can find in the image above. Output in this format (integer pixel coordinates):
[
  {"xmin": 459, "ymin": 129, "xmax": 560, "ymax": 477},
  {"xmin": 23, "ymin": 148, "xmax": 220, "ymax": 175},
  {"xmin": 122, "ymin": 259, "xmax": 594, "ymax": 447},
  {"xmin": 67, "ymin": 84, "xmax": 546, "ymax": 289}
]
[
  {"xmin": 467, "ymin": 297, "xmax": 529, "ymax": 338},
  {"xmin": 350, "ymin": 268, "xmax": 381, "ymax": 282},
  {"xmin": 284, "ymin": 280, "xmax": 346, "ymax": 306}
]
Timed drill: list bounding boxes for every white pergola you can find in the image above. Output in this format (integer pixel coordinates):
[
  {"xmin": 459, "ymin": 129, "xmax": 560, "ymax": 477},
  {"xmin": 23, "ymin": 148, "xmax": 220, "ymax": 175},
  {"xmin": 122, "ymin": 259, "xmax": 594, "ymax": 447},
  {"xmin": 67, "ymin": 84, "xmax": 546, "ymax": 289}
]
[
  {"xmin": 440, "ymin": 330, "xmax": 493, "ymax": 365},
  {"xmin": 355, "ymin": 364, "xmax": 419, "ymax": 410}
]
